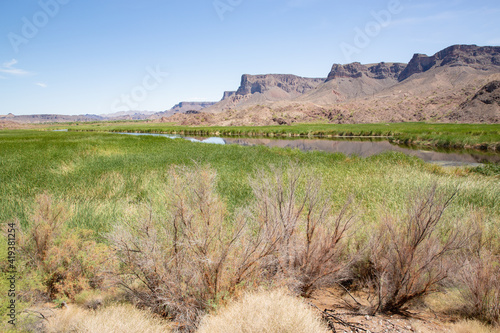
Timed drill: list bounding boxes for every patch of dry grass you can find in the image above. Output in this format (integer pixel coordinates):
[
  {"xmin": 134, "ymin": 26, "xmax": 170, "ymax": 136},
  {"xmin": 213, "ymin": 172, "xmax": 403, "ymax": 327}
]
[
  {"xmin": 45, "ymin": 304, "xmax": 172, "ymax": 333},
  {"xmin": 196, "ymin": 289, "xmax": 329, "ymax": 333},
  {"xmin": 450, "ymin": 320, "xmax": 500, "ymax": 333}
]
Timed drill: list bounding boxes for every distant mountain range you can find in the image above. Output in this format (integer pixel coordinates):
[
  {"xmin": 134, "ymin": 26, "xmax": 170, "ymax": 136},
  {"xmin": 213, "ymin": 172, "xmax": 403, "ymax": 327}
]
[
  {"xmin": 0, "ymin": 102, "xmax": 220, "ymax": 124},
  {"xmin": 2, "ymin": 44, "xmax": 500, "ymax": 125},
  {"xmin": 0, "ymin": 110, "xmax": 157, "ymax": 124}
]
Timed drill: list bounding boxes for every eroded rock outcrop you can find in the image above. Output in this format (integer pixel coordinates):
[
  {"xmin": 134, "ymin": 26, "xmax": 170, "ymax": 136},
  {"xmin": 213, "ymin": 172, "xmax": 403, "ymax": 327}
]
[
  {"xmin": 235, "ymin": 74, "xmax": 325, "ymax": 96},
  {"xmin": 326, "ymin": 62, "xmax": 406, "ymax": 81},
  {"xmin": 398, "ymin": 45, "xmax": 500, "ymax": 81},
  {"xmin": 447, "ymin": 80, "xmax": 500, "ymax": 123},
  {"xmin": 222, "ymin": 91, "xmax": 236, "ymax": 100}
]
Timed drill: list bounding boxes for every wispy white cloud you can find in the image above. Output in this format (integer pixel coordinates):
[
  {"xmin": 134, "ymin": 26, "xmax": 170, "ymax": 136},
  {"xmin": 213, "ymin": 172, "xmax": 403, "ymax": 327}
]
[
  {"xmin": 35, "ymin": 82, "xmax": 47, "ymax": 88},
  {"xmin": 0, "ymin": 59, "xmax": 32, "ymax": 76},
  {"xmin": 3, "ymin": 59, "xmax": 17, "ymax": 68}
]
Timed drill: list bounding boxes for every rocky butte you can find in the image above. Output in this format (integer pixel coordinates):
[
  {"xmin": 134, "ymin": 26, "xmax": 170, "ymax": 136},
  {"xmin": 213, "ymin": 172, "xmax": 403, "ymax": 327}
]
[
  {"xmin": 186, "ymin": 44, "xmax": 500, "ymax": 124},
  {"xmin": 235, "ymin": 74, "xmax": 325, "ymax": 96},
  {"xmin": 326, "ymin": 62, "xmax": 406, "ymax": 81},
  {"xmin": 398, "ymin": 44, "xmax": 500, "ymax": 81}
]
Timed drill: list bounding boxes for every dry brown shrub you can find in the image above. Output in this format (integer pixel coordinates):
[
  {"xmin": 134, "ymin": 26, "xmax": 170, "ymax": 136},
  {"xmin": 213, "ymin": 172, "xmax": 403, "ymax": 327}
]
[
  {"xmin": 109, "ymin": 165, "xmax": 276, "ymax": 331},
  {"xmin": 110, "ymin": 164, "xmax": 354, "ymax": 330},
  {"xmin": 250, "ymin": 165, "xmax": 355, "ymax": 297},
  {"xmin": 18, "ymin": 194, "xmax": 116, "ymax": 300},
  {"xmin": 42, "ymin": 229, "xmax": 116, "ymax": 299},
  {"xmin": 18, "ymin": 194, "xmax": 67, "ymax": 266},
  {"xmin": 456, "ymin": 227, "xmax": 500, "ymax": 326},
  {"xmin": 365, "ymin": 185, "xmax": 472, "ymax": 314}
]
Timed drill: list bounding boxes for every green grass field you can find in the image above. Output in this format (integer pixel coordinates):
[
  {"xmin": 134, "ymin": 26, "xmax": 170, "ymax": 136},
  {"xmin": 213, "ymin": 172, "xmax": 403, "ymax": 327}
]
[
  {"xmin": 1, "ymin": 128, "xmax": 499, "ymax": 329},
  {"xmin": 1, "ymin": 129, "xmax": 498, "ymax": 233}
]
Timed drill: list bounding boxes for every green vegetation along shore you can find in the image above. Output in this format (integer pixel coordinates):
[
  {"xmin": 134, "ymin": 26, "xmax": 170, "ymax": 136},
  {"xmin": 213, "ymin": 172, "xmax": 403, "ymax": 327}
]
[{"xmin": 47, "ymin": 121, "xmax": 500, "ymax": 151}]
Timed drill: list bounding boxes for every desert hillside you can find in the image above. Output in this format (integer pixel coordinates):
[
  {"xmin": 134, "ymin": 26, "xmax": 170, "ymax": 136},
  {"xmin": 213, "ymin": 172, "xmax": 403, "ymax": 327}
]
[{"xmin": 166, "ymin": 44, "xmax": 500, "ymax": 126}]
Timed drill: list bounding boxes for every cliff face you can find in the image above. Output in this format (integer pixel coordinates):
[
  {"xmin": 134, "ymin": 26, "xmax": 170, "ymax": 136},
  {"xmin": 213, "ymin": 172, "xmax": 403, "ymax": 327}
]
[
  {"xmin": 326, "ymin": 62, "xmax": 406, "ymax": 81},
  {"xmin": 235, "ymin": 74, "xmax": 325, "ymax": 97},
  {"xmin": 398, "ymin": 45, "xmax": 500, "ymax": 81},
  {"xmin": 327, "ymin": 45, "xmax": 500, "ymax": 84},
  {"xmin": 198, "ymin": 74, "xmax": 326, "ymax": 113},
  {"xmin": 222, "ymin": 91, "xmax": 236, "ymax": 100}
]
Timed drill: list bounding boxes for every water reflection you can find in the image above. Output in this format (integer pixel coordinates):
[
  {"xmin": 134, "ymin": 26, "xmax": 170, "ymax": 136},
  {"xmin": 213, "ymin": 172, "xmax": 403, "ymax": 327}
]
[
  {"xmin": 219, "ymin": 138, "xmax": 500, "ymax": 166},
  {"xmin": 114, "ymin": 132, "xmax": 226, "ymax": 145},
  {"xmin": 112, "ymin": 132, "xmax": 500, "ymax": 166}
]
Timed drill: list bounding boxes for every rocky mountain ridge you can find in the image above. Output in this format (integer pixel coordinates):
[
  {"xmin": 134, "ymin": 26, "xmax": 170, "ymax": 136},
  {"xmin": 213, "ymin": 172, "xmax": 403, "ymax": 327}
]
[
  {"xmin": 172, "ymin": 44, "xmax": 500, "ymax": 125},
  {"xmin": 326, "ymin": 62, "xmax": 406, "ymax": 81},
  {"xmin": 398, "ymin": 44, "xmax": 500, "ymax": 81},
  {"xmin": 0, "ymin": 113, "xmax": 104, "ymax": 124},
  {"xmin": 201, "ymin": 74, "xmax": 326, "ymax": 113},
  {"xmin": 235, "ymin": 74, "xmax": 325, "ymax": 96},
  {"xmin": 447, "ymin": 80, "xmax": 500, "ymax": 123},
  {"xmin": 0, "ymin": 111, "xmax": 157, "ymax": 124},
  {"xmin": 200, "ymin": 45, "xmax": 499, "ymax": 116}
]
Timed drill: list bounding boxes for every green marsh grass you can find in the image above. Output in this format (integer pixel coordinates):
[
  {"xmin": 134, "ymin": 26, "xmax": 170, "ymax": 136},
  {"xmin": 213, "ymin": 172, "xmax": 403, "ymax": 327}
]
[
  {"xmin": 1, "ymin": 129, "xmax": 499, "ymax": 326},
  {"xmin": 47, "ymin": 121, "xmax": 500, "ymax": 150},
  {"xmin": 1, "ymin": 130, "xmax": 498, "ymax": 232}
]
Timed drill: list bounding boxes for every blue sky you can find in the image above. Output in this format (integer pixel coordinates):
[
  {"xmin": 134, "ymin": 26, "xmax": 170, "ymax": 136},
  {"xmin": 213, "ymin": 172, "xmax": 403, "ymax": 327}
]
[{"xmin": 1, "ymin": 0, "xmax": 499, "ymax": 115}]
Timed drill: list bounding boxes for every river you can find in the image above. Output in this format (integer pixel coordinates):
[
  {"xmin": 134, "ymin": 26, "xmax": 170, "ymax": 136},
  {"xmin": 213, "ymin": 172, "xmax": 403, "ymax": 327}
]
[{"xmin": 115, "ymin": 132, "xmax": 500, "ymax": 167}]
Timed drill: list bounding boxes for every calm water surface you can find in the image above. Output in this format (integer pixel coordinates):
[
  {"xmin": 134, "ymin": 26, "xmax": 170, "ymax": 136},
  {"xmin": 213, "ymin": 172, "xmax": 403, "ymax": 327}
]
[{"xmin": 113, "ymin": 132, "xmax": 500, "ymax": 167}]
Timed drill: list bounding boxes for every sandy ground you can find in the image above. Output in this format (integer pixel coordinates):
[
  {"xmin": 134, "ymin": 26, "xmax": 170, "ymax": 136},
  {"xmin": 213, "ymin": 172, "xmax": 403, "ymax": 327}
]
[{"xmin": 309, "ymin": 288, "xmax": 459, "ymax": 333}]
